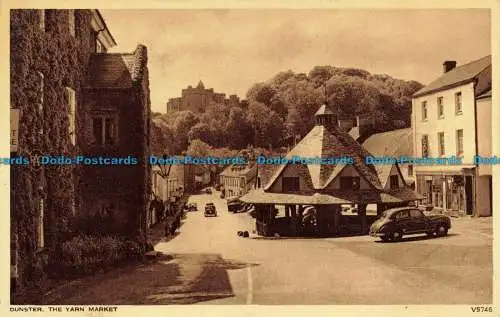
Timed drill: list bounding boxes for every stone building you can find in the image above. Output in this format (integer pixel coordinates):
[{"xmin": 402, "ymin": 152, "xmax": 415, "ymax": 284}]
[
  {"xmin": 166, "ymin": 80, "xmax": 242, "ymax": 113},
  {"xmin": 10, "ymin": 9, "xmax": 151, "ymax": 294},
  {"xmin": 411, "ymin": 56, "xmax": 492, "ymax": 217}
]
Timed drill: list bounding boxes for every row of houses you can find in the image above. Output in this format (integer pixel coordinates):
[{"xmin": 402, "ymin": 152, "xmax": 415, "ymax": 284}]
[
  {"xmin": 222, "ymin": 55, "xmax": 493, "ymax": 219},
  {"xmin": 10, "ymin": 9, "xmax": 152, "ymax": 293}
]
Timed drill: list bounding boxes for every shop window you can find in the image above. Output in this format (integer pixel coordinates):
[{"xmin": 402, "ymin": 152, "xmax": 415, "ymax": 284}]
[
  {"xmin": 340, "ymin": 176, "xmax": 360, "ymax": 190},
  {"xmin": 390, "ymin": 175, "xmax": 399, "ymax": 189},
  {"xmin": 282, "ymin": 177, "xmax": 300, "ymax": 192},
  {"xmin": 438, "ymin": 132, "xmax": 445, "ymax": 156}
]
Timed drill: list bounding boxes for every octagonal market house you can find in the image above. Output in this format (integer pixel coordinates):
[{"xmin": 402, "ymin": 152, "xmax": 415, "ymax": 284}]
[{"xmin": 241, "ymin": 104, "xmax": 423, "ymax": 237}]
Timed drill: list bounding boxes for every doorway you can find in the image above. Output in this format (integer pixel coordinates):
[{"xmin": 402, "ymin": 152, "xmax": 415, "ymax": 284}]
[{"xmin": 465, "ymin": 176, "xmax": 473, "ymax": 215}]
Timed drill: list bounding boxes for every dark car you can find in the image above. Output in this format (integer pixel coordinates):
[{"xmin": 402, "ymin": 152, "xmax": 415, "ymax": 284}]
[
  {"xmin": 188, "ymin": 203, "xmax": 197, "ymax": 211},
  {"xmin": 369, "ymin": 207, "xmax": 451, "ymax": 242},
  {"xmin": 227, "ymin": 198, "xmax": 245, "ymax": 213},
  {"xmin": 205, "ymin": 188, "xmax": 212, "ymax": 194},
  {"xmin": 204, "ymin": 203, "xmax": 217, "ymax": 217}
]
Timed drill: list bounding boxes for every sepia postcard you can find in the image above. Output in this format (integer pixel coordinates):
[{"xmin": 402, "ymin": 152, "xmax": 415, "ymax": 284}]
[{"xmin": 1, "ymin": 0, "xmax": 499, "ymax": 316}]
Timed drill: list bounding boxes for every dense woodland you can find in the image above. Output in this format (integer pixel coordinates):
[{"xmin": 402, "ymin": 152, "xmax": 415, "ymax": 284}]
[{"xmin": 151, "ymin": 65, "xmax": 423, "ymax": 156}]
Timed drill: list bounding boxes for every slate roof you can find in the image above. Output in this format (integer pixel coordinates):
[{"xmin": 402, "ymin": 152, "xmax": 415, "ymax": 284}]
[
  {"xmin": 220, "ymin": 164, "xmax": 257, "ymax": 179},
  {"xmin": 362, "ymin": 128, "xmax": 413, "ymax": 188},
  {"xmin": 315, "ymin": 104, "xmax": 335, "ymax": 115},
  {"xmin": 87, "ymin": 45, "xmax": 148, "ymax": 89},
  {"xmin": 240, "ymin": 187, "xmax": 424, "ymax": 205},
  {"xmin": 413, "ymin": 55, "xmax": 491, "ymax": 98},
  {"xmin": 477, "ymin": 89, "xmax": 492, "ymax": 99}
]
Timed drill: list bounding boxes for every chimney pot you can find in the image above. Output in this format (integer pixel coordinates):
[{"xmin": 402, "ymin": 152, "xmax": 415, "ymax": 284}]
[{"xmin": 443, "ymin": 60, "xmax": 457, "ymax": 73}]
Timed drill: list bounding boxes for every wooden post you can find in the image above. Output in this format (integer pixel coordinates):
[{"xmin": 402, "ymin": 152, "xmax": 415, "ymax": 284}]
[{"xmin": 358, "ymin": 204, "xmax": 367, "ymax": 234}]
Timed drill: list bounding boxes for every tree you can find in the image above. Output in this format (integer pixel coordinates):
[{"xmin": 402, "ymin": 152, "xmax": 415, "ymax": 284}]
[
  {"xmin": 225, "ymin": 106, "xmax": 252, "ymax": 149},
  {"xmin": 173, "ymin": 111, "xmax": 199, "ymax": 152},
  {"xmin": 188, "ymin": 123, "xmax": 212, "ymax": 145},
  {"xmin": 247, "ymin": 102, "xmax": 285, "ymax": 149}
]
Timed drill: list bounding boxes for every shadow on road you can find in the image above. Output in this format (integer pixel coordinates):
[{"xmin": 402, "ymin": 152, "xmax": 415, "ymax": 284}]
[
  {"xmin": 39, "ymin": 253, "xmax": 258, "ymax": 305},
  {"xmin": 374, "ymin": 233, "xmax": 460, "ymax": 243}
]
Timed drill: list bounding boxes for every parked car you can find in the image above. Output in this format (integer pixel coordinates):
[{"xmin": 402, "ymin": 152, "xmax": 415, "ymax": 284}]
[
  {"xmin": 204, "ymin": 203, "xmax": 217, "ymax": 217},
  {"xmin": 205, "ymin": 188, "xmax": 212, "ymax": 194},
  {"xmin": 188, "ymin": 203, "xmax": 197, "ymax": 211},
  {"xmin": 227, "ymin": 198, "xmax": 245, "ymax": 213},
  {"xmin": 369, "ymin": 207, "xmax": 451, "ymax": 242}
]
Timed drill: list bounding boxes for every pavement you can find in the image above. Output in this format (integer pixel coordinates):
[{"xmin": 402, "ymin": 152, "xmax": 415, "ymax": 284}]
[{"xmin": 38, "ymin": 189, "xmax": 492, "ymax": 305}]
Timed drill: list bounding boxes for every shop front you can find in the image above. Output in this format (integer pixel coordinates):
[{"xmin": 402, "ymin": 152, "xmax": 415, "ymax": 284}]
[{"xmin": 415, "ymin": 168, "xmax": 475, "ymax": 216}]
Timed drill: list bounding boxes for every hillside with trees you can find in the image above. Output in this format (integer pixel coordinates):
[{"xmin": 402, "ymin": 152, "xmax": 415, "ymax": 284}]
[{"xmin": 151, "ymin": 66, "xmax": 423, "ymax": 155}]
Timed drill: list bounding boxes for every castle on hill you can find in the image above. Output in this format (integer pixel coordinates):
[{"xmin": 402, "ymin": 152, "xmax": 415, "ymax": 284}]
[{"xmin": 166, "ymin": 80, "xmax": 243, "ymax": 113}]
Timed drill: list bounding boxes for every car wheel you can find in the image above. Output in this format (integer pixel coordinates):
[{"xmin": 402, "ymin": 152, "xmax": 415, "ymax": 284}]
[
  {"xmin": 390, "ymin": 230, "xmax": 403, "ymax": 242},
  {"xmin": 435, "ymin": 225, "xmax": 448, "ymax": 237}
]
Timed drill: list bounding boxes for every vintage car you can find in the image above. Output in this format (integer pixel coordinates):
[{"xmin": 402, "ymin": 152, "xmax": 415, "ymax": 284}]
[
  {"xmin": 204, "ymin": 203, "xmax": 217, "ymax": 217},
  {"xmin": 227, "ymin": 198, "xmax": 245, "ymax": 213},
  {"xmin": 369, "ymin": 206, "xmax": 451, "ymax": 242},
  {"xmin": 188, "ymin": 203, "xmax": 197, "ymax": 211},
  {"xmin": 205, "ymin": 188, "xmax": 212, "ymax": 194}
]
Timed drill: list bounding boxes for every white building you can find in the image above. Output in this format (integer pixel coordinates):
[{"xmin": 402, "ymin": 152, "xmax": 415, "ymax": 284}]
[
  {"xmin": 220, "ymin": 164, "xmax": 257, "ymax": 198},
  {"xmin": 411, "ymin": 56, "xmax": 492, "ymax": 217}
]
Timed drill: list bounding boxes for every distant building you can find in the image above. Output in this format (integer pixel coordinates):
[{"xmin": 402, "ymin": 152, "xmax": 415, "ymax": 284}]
[
  {"xmin": 220, "ymin": 164, "xmax": 258, "ymax": 198},
  {"xmin": 166, "ymin": 80, "xmax": 242, "ymax": 113},
  {"xmin": 411, "ymin": 56, "xmax": 492, "ymax": 217},
  {"xmin": 362, "ymin": 128, "xmax": 415, "ymax": 189}
]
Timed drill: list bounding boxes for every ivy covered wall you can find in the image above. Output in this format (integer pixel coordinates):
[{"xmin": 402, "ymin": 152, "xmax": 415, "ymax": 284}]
[{"xmin": 10, "ymin": 9, "xmax": 95, "ymax": 289}]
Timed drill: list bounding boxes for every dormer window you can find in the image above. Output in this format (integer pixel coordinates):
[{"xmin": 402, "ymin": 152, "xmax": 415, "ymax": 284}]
[{"xmin": 340, "ymin": 176, "xmax": 360, "ymax": 190}]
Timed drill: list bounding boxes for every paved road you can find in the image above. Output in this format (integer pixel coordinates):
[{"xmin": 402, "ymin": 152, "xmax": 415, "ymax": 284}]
[{"xmin": 42, "ymin": 190, "xmax": 492, "ymax": 305}]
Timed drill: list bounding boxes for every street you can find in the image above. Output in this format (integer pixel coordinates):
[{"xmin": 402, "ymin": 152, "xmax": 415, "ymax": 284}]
[{"xmin": 42, "ymin": 190, "xmax": 492, "ymax": 305}]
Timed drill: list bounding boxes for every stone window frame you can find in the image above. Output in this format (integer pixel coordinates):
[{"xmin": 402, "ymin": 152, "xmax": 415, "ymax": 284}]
[
  {"xmin": 39, "ymin": 10, "xmax": 45, "ymax": 32},
  {"xmin": 68, "ymin": 9, "xmax": 76, "ymax": 37},
  {"xmin": 90, "ymin": 113, "xmax": 119, "ymax": 147},
  {"xmin": 36, "ymin": 198, "xmax": 45, "ymax": 250},
  {"xmin": 66, "ymin": 87, "xmax": 76, "ymax": 145},
  {"xmin": 37, "ymin": 71, "xmax": 44, "ymax": 135}
]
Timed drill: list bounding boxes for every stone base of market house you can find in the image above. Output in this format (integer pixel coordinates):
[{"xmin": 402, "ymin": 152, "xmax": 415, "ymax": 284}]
[{"xmin": 415, "ymin": 169, "xmax": 492, "ymax": 217}]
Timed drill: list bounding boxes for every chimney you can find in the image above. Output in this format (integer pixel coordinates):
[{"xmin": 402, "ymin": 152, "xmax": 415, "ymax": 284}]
[{"xmin": 443, "ymin": 61, "xmax": 457, "ymax": 73}]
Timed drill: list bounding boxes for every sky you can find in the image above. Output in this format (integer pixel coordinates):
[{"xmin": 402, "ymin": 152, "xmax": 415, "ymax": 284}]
[{"xmin": 100, "ymin": 9, "xmax": 491, "ymax": 114}]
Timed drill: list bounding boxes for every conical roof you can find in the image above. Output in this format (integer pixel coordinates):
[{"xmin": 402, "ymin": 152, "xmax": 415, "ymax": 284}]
[
  {"xmin": 196, "ymin": 80, "xmax": 205, "ymax": 89},
  {"xmin": 264, "ymin": 117, "xmax": 382, "ymax": 190},
  {"xmin": 314, "ymin": 104, "xmax": 335, "ymax": 116}
]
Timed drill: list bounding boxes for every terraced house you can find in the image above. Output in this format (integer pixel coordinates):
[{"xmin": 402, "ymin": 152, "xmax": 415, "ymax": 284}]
[
  {"xmin": 412, "ymin": 56, "xmax": 492, "ymax": 217},
  {"xmin": 10, "ymin": 9, "xmax": 151, "ymax": 294}
]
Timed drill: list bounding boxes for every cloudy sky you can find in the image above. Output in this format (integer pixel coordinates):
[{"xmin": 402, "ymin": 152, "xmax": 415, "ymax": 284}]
[{"xmin": 100, "ymin": 9, "xmax": 491, "ymax": 113}]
